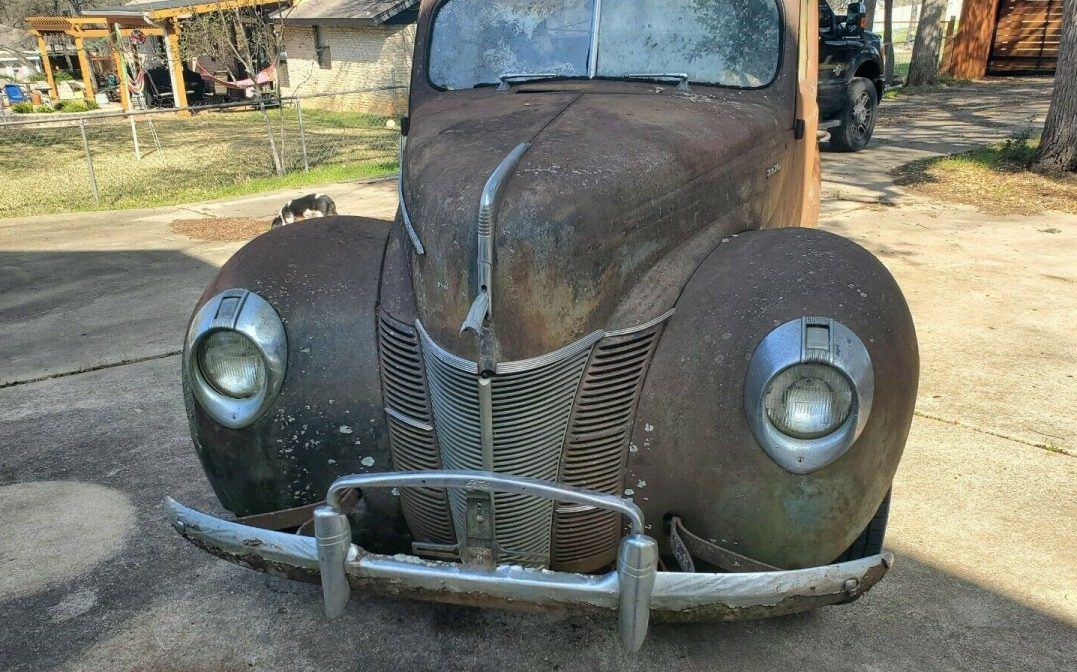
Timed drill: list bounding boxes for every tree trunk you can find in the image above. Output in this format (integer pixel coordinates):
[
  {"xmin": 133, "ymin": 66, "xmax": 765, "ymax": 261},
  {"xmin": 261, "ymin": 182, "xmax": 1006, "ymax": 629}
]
[
  {"xmin": 865, "ymin": 0, "xmax": 878, "ymax": 30},
  {"xmin": 1036, "ymin": 0, "xmax": 1077, "ymax": 172},
  {"xmin": 883, "ymin": 1, "xmax": 895, "ymax": 83},
  {"xmin": 906, "ymin": 0, "xmax": 947, "ymax": 86}
]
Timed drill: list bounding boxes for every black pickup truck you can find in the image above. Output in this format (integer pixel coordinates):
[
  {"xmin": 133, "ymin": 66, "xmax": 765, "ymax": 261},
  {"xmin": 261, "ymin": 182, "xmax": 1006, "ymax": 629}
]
[{"xmin": 819, "ymin": 1, "xmax": 885, "ymax": 151}]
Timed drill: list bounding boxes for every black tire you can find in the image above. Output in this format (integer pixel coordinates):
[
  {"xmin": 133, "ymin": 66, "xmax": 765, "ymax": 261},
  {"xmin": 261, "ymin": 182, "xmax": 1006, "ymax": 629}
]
[
  {"xmin": 828, "ymin": 77, "xmax": 878, "ymax": 152},
  {"xmin": 834, "ymin": 489, "xmax": 890, "ymax": 563}
]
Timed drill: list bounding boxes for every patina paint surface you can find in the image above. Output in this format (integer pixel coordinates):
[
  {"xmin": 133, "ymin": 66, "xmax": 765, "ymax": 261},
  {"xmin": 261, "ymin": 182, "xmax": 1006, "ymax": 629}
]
[
  {"xmin": 403, "ymin": 2, "xmax": 803, "ymax": 362},
  {"xmin": 177, "ymin": 0, "xmax": 922, "ymax": 578},
  {"xmin": 405, "ymin": 85, "xmax": 793, "ymax": 360},
  {"xmin": 626, "ymin": 229, "xmax": 919, "ymax": 569},
  {"xmin": 186, "ymin": 218, "xmax": 405, "ymax": 546}
]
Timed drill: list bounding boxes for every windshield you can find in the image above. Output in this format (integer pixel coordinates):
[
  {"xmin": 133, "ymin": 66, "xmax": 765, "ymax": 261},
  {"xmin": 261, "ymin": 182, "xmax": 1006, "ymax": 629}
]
[{"xmin": 429, "ymin": 0, "xmax": 782, "ymax": 90}]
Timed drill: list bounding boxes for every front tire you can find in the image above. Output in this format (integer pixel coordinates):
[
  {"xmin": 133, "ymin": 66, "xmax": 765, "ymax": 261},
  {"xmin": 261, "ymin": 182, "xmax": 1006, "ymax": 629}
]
[
  {"xmin": 829, "ymin": 77, "xmax": 878, "ymax": 152},
  {"xmin": 834, "ymin": 489, "xmax": 891, "ymax": 562}
]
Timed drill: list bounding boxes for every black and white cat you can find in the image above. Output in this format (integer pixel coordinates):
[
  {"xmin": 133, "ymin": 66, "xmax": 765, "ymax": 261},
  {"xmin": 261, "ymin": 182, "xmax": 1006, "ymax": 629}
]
[{"xmin": 270, "ymin": 193, "xmax": 338, "ymax": 228}]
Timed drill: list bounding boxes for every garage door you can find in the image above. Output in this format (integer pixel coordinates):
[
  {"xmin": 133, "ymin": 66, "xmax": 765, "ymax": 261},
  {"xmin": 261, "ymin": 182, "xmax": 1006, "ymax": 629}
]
[{"xmin": 988, "ymin": 0, "xmax": 1067, "ymax": 74}]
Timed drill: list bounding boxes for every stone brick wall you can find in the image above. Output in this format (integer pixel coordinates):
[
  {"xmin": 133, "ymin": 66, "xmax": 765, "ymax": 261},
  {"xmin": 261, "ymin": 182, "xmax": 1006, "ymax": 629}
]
[{"xmin": 280, "ymin": 23, "xmax": 414, "ymax": 118}]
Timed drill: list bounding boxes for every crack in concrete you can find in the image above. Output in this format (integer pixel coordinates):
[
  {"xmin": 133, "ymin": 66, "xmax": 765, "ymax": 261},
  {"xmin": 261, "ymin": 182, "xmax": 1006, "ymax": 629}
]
[
  {"xmin": 0, "ymin": 350, "xmax": 182, "ymax": 389},
  {"xmin": 914, "ymin": 410, "xmax": 1074, "ymax": 457}
]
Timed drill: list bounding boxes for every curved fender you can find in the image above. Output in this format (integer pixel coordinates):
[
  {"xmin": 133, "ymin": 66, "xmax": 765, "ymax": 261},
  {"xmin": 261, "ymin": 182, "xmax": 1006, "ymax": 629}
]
[
  {"xmin": 183, "ymin": 216, "xmax": 402, "ymax": 534},
  {"xmin": 626, "ymin": 228, "xmax": 918, "ymax": 568}
]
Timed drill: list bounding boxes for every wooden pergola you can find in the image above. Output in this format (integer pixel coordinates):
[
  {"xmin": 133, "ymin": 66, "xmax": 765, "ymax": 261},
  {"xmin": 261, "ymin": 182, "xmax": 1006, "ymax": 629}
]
[{"xmin": 26, "ymin": 0, "xmax": 288, "ymax": 111}]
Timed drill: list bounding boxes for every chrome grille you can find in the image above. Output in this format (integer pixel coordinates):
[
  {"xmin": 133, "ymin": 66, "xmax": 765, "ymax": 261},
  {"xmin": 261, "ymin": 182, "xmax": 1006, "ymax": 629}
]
[
  {"xmin": 376, "ymin": 312, "xmax": 456, "ymax": 547},
  {"xmin": 552, "ymin": 327, "xmax": 664, "ymax": 572},
  {"xmin": 382, "ymin": 312, "xmax": 671, "ymax": 570},
  {"xmin": 421, "ymin": 325, "xmax": 592, "ymax": 566}
]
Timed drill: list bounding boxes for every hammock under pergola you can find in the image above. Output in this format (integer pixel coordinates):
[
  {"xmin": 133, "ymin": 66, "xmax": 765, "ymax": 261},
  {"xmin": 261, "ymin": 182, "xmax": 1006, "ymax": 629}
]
[{"xmin": 194, "ymin": 62, "xmax": 277, "ymax": 90}]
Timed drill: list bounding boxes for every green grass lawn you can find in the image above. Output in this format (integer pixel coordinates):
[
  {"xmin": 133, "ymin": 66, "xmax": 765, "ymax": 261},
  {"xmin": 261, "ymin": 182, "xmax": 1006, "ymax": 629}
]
[
  {"xmin": 0, "ymin": 106, "xmax": 398, "ymax": 219},
  {"xmin": 892, "ymin": 138, "xmax": 1077, "ymax": 215}
]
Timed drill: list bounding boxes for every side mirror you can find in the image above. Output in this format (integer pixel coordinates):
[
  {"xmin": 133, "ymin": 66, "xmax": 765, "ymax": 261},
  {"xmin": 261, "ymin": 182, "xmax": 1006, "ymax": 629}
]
[{"xmin": 846, "ymin": 2, "xmax": 868, "ymax": 33}]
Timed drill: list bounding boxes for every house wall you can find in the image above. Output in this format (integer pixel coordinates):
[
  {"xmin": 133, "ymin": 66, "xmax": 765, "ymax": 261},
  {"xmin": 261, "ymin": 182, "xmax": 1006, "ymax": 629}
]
[
  {"xmin": 280, "ymin": 23, "xmax": 414, "ymax": 117},
  {"xmin": 1, "ymin": 55, "xmax": 43, "ymax": 82}
]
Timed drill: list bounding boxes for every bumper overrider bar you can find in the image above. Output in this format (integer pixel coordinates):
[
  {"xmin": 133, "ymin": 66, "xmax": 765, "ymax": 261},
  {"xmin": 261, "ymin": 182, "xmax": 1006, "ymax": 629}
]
[{"xmin": 166, "ymin": 470, "xmax": 893, "ymax": 652}]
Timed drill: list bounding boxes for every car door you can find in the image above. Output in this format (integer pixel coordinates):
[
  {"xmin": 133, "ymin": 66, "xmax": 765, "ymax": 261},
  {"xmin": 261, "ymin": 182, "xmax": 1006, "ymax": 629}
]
[{"xmin": 817, "ymin": 1, "xmax": 848, "ymax": 119}]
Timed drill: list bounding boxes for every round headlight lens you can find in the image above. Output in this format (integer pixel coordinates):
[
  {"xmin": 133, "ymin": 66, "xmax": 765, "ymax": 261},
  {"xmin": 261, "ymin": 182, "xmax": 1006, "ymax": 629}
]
[
  {"xmin": 763, "ymin": 363, "xmax": 853, "ymax": 440},
  {"xmin": 198, "ymin": 330, "xmax": 266, "ymax": 399}
]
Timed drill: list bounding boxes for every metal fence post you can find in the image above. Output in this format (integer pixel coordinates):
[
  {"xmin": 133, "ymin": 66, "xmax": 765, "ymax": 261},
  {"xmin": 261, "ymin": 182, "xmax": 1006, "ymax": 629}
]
[
  {"xmin": 296, "ymin": 98, "xmax": 310, "ymax": 172},
  {"xmin": 147, "ymin": 119, "xmax": 162, "ymax": 153},
  {"xmin": 129, "ymin": 114, "xmax": 142, "ymax": 160},
  {"xmin": 78, "ymin": 117, "xmax": 100, "ymax": 203}
]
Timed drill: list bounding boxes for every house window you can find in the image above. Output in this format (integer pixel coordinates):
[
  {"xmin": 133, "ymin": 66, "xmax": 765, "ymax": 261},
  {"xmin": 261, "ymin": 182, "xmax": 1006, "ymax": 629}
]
[{"xmin": 313, "ymin": 25, "xmax": 332, "ymax": 69}]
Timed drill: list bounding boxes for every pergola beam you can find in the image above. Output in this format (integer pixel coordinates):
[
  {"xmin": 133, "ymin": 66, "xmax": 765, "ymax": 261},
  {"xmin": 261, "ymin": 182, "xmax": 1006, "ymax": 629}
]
[
  {"xmin": 112, "ymin": 25, "xmax": 132, "ymax": 112},
  {"xmin": 148, "ymin": 0, "xmax": 286, "ymax": 20},
  {"xmin": 26, "ymin": 0, "xmax": 289, "ymax": 111},
  {"xmin": 27, "ymin": 17, "xmax": 164, "ymax": 38},
  {"xmin": 73, "ymin": 36, "xmax": 97, "ymax": 102},
  {"xmin": 162, "ymin": 19, "xmax": 189, "ymax": 110},
  {"xmin": 60, "ymin": 28, "xmax": 165, "ymax": 38},
  {"xmin": 35, "ymin": 35, "xmax": 59, "ymax": 101}
]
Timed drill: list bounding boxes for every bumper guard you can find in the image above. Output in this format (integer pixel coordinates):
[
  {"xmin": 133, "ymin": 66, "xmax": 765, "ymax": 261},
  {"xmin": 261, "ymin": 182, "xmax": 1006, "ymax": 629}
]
[{"xmin": 166, "ymin": 470, "xmax": 892, "ymax": 652}]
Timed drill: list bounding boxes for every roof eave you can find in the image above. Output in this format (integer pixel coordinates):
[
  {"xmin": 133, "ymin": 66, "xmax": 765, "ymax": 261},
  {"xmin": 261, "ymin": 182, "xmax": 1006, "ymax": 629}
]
[
  {"xmin": 76, "ymin": 11, "xmax": 158, "ymax": 28},
  {"xmin": 280, "ymin": 17, "xmax": 380, "ymax": 26},
  {"xmin": 82, "ymin": 10, "xmax": 147, "ymax": 16},
  {"xmin": 371, "ymin": 0, "xmax": 416, "ymax": 24},
  {"xmin": 276, "ymin": 0, "xmax": 416, "ymax": 27}
]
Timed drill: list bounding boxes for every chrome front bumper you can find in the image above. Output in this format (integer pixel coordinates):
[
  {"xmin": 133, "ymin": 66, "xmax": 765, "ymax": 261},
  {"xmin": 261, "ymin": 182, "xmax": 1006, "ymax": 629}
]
[{"xmin": 166, "ymin": 470, "xmax": 892, "ymax": 652}]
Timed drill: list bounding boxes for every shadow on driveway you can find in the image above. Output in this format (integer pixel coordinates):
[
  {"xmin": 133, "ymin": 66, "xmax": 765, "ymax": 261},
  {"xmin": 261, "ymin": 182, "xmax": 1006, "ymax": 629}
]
[{"xmin": 0, "ymin": 249, "xmax": 222, "ymax": 387}]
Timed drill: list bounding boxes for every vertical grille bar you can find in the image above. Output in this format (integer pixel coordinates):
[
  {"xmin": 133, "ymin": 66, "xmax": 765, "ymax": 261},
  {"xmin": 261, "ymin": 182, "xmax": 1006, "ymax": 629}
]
[
  {"xmin": 421, "ymin": 326, "xmax": 591, "ymax": 567},
  {"xmin": 422, "ymin": 348, "xmax": 482, "ymax": 543},
  {"xmin": 489, "ymin": 349, "xmax": 590, "ymax": 565},
  {"xmin": 393, "ymin": 315, "xmax": 669, "ymax": 571},
  {"xmin": 551, "ymin": 326, "xmax": 664, "ymax": 572},
  {"xmin": 377, "ymin": 311, "xmax": 456, "ymax": 547}
]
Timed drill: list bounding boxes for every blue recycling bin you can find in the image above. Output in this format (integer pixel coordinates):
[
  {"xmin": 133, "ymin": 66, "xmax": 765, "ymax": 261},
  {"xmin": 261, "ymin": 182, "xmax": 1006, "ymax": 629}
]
[{"xmin": 4, "ymin": 83, "xmax": 28, "ymax": 103}]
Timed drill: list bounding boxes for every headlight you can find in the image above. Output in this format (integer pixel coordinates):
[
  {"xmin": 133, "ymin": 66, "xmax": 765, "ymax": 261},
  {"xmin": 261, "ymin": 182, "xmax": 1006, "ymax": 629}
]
[
  {"xmin": 198, "ymin": 331, "xmax": 266, "ymax": 399},
  {"xmin": 764, "ymin": 364, "xmax": 853, "ymax": 439},
  {"xmin": 184, "ymin": 289, "xmax": 287, "ymax": 429},
  {"xmin": 745, "ymin": 318, "xmax": 874, "ymax": 474}
]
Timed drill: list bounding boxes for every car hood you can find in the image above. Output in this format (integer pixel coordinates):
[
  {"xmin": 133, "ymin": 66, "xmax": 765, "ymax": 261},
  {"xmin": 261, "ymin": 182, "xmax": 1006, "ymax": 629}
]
[{"xmin": 403, "ymin": 85, "xmax": 789, "ymax": 361}]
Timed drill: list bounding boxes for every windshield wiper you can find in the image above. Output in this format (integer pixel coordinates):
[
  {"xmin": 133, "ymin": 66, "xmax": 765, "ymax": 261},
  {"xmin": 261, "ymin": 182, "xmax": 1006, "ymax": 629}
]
[
  {"xmin": 496, "ymin": 73, "xmax": 575, "ymax": 91},
  {"xmin": 624, "ymin": 73, "xmax": 691, "ymax": 91}
]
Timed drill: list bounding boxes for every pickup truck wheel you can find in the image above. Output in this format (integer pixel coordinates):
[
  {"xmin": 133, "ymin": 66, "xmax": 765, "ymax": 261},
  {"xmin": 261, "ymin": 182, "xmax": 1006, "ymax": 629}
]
[
  {"xmin": 834, "ymin": 489, "xmax": 890, "ymax": 562},
  {"xmin": 829, "ymin": 77, "xmax": 878, "ymax": 152}
]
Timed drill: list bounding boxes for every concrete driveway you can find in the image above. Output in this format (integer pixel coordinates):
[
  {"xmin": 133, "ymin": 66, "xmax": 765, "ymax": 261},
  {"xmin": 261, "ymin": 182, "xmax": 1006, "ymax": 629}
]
[{"xmin": 1, "ymin": 79, "xmax": 1074, "ymax": 671}]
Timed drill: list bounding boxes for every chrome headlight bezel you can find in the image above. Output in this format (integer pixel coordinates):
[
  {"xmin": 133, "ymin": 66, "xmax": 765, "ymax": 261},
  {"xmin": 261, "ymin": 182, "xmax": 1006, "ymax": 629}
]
[
  {"xmin": 744, "ymin": 317, "xmax": 874, "ymax": 474},
  {"xmin": 184, "ymin": 289, "xmax": 287, "ymax": 429}
]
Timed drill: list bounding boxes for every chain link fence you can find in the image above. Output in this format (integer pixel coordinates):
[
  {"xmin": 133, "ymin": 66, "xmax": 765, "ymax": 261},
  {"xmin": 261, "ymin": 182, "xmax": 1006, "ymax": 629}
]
[{"xmin": 0, "ymin": 88, "xmax": 403, "ymax": 219}]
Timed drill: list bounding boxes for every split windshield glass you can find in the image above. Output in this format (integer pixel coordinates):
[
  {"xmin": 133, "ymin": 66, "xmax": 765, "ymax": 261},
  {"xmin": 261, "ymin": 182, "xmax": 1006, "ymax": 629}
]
[{"xmin": 429, "ymin": 0, "xmax": 782, "ymax": 91}]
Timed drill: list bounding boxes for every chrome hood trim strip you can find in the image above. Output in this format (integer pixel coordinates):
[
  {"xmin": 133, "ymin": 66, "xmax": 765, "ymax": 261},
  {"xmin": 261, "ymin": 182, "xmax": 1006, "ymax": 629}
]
[
  {"xmin": 605, "ymin": 308, "xmax": 677, "ymax": 338},
  {"xmin": 461, "ymin": 143, "xmax": 531, "ymax": 337},
  {"xmin": 399, "ymin": 137, "xmax": 425, "ymax": 255},
  {"xmin": 415, "ymin": 320, "xmax": 479, "ymax": 374},
  {"xmin": 416, "ymin": 311, "xmax": 674, "ymax": 376}
]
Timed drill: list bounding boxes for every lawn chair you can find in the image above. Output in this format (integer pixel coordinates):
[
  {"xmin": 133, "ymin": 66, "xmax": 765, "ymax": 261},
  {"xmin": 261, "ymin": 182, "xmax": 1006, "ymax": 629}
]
[{"xmin": 3, "ymin": 83, "xmax": 29, "ymax": 105}]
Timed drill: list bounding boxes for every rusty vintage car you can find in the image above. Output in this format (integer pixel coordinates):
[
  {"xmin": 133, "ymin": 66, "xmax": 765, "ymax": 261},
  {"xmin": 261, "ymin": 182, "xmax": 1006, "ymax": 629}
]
[{"xmin": 167, "ymin": 0, "xmax": 918, "ymax": 652}]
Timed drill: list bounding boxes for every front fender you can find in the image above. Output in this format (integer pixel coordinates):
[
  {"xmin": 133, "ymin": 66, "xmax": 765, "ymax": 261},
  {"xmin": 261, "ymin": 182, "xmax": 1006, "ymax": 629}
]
[
  {"xmin": 183, "ymin": 216, "xmax": 401, "ymax": 528},
  {"xmin": 626, "ymin": 228, "xmax": 918, "ymax": 568}
]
